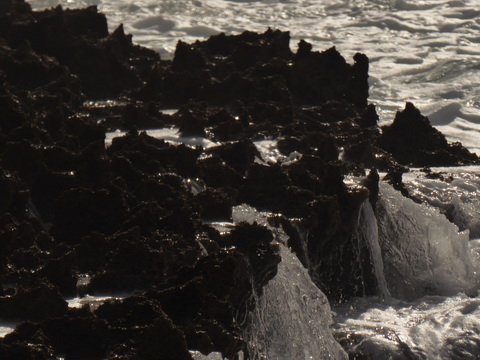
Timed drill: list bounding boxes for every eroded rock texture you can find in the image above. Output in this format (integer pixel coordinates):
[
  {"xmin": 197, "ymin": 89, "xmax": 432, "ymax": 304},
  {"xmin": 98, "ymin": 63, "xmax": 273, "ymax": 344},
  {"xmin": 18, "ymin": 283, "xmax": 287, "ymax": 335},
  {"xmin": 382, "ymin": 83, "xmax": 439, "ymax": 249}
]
[{"xmin": 0, "ymin": 0, "xmax": 478, "ymax": 358}]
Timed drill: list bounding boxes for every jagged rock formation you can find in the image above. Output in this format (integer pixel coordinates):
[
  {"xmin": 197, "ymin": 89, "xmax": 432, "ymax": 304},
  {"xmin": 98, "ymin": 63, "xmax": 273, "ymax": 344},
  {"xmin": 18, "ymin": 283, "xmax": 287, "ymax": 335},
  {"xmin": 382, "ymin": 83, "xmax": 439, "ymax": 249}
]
[
  {"xmin": 0, "ymin": 0, "xmax": 478, "ymax": 358},
  {"xmin": 378, "ymin": 102, "xmax": 479, "ymax": 166}
]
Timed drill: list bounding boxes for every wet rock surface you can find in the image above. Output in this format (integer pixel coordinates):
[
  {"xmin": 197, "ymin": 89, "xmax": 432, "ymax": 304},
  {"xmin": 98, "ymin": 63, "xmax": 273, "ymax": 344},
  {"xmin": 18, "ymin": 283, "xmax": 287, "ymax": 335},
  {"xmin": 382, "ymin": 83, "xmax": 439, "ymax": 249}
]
[{"xmin": 0, "ymin": 0, "xmax": 478, "ymax": 358}]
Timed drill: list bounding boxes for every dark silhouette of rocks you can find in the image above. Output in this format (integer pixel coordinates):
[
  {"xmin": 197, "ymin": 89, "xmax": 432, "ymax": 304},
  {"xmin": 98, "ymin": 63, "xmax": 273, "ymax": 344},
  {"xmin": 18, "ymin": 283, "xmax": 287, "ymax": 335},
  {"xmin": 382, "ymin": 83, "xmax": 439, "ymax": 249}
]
[
  {"xmin": 0, "ymin": 281, "xmax": 68, "ymax": 322},
  {"xmin": 0, "ymin": 0, "xmax": 478, "ymax": 358},
  {"xmin": 379, "ymin": 102, "xmax": 478, "ymax": 166}
]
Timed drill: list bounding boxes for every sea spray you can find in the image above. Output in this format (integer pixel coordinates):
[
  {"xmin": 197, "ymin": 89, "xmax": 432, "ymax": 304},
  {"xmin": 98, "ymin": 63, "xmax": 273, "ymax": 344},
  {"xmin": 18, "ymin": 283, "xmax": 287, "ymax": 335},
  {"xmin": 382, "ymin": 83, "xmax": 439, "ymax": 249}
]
[
  {"xmin": 231, "ymin": 205, "xmax": 347, "ymax": 359},
  {"xmin": 334, "ymin": 181, "xmax": 480, "ymax": 359},
  {"xmin": 245, "ymin": 244, "xmax": 348, "ymax": 360},
  {"xmin": 403, "ymin": 167, "xmax": 480, "ymax": 239},
  {"xmin": 376, "ymin": 182, "xmax": 475, "ymax": 299},
  {"xmin": 356, "ymin": 200, "xmax": 391, "ymax": 299},
  {"xmin": 189, "ymin": 350, "xmax": 244, "ymax": 360},
  {"xmin": 334, "ymin": 293, "xmax": 480, "ymax": 359}
]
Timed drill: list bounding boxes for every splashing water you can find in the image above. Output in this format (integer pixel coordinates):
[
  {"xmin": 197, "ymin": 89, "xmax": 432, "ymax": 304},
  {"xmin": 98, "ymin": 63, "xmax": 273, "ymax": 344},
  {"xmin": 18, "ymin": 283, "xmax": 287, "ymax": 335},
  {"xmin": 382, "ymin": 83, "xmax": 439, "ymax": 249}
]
[
  {"xmin": 356, "ymin": 200, "xmax": 391, "ymax": 299},
  {"xmin": 334, "ymin": 293, "xmax": 480, "ymax": 359},
  {"xmin": 333, "ymin": 179, "xmax": 480, "ymax": 359},
  {"xmin": 212, "ymin": 186, "xmax": 480, "ymax": 359},
  {"xmin": 246, "ymin": 244, "xmax": 348, "ymax": 360},
  {"xmin": 231, "ymin": 204, "xmax": 347, "ymax": 359},
  {"xmin": 376, "ymin": 182, "xmax": 476, "ymax": 299},
  {"xmin": 403, "ymin": 166, "xmax": 480, "ymax": 239}
]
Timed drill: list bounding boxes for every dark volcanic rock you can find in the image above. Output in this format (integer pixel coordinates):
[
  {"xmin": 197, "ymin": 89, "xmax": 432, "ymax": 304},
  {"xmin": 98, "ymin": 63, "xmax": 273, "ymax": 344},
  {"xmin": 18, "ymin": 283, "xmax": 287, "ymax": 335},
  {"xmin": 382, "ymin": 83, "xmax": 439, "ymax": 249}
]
[
  {"xmin": 1, "ymin": 0, "xmax": 478, "ymax": 358},
  {"xmin": 290, "ymin": 43, "xmax": 369, "ymax": 108},
  {"xmin": 51, "ymin": 187, "xmax": 128, "ymax": 243},
  {"xmin": 206, "ymin": 139, "xmax": 259, "ymax": 174},
  {"xmin": 379, "ymin": 102, "xmax": 479, "ymax": 166},
  {"xmin": 4, "ymin": 315, "xmax": 110, "ymax": 359},
  {"xmin": 137, "ymin": 315, "xmax": 192, "ymax": 360},
  {"xmin": 41, "ymin": 316, "xmax": 110, "ymax": 359},
  {"xmin": 303, "ymin": 189, "xmax": 378, "ymax": 301},
  {"xmin": 95, "ymin": 295, "xmax": 163, "ymax": 327},
  {"xmin": 0, "ymin": 282, "xmax": 68, "ymax": 322},
  {"xmin": 0, "ymin": 342, "xmax": 53, "ymax": 360},
  {"xmin": 193, "ymin": 187, "xmax": 236, "ymax": 221},
  {"xmin": 198, "ymin": 154, "xmax": 245, "ymax": 189},
  {"xmin": 6, "ymin": 5, "xmax": 158, "ymax": 99}
]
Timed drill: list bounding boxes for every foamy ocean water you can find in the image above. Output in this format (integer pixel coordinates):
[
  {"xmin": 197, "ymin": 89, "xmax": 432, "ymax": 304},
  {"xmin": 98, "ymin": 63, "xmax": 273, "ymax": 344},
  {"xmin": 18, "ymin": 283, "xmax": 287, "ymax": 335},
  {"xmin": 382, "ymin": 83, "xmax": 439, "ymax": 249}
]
[{"xmin": 20, "ymin": 1, "xmax": 480, "ymax": 359}]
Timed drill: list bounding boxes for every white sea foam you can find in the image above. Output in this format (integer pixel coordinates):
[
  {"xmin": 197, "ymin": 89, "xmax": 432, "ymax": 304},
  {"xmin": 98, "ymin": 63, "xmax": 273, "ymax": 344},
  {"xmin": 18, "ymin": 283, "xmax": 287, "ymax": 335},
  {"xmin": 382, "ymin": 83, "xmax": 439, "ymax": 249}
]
[
  {"xmin": 106, "ymin": 177, "xmax": 480, "ymax": 359},
  {"xmin": 190, "ymin": 350, "xmax": 245, "ymax": 360},
  {"xmin": 105, "ymin": 127, "xmax": 219, "ymax": 148},
  {"xmin": 376, "ymin": 182, "xmax": 476, "ymax": 299},
  {"xmin": 356, "ymin": 200, "xmax": 391, "ymax": 299},
  {"xmin": 334, "ymin": 177, "xmax": 480, "ymax": 359},
  {"xmin": 334, "ymin": 293, "xmax": 480, "ymax": 360},
  {"xmin": 247, "ymin": 243, "xmax": 348, "ymax": 360},
  {"xmin": 403, "ymin": 166, "xmax": 480, "ymax": 238},
  {"xmin": 66, "ymin": 294, "xmax": 126, "ymax": 310},
  {"xmin": 231, "ymin": 204, "xmax": 347, "ymax": 359},
  {"xmin": 252, "ymin": 139, "xmax": 302, "ymax": 166},
  {"xmin": 0, "ymin": 324, "xmax": 16, "ymax": 338},
  {"xmin": 252, "ymin": 140, "xmax": 283, "ymax": 164},
  {"xmin": 189, "ymin": 351, "xmax": 228, "ymax": 360}
]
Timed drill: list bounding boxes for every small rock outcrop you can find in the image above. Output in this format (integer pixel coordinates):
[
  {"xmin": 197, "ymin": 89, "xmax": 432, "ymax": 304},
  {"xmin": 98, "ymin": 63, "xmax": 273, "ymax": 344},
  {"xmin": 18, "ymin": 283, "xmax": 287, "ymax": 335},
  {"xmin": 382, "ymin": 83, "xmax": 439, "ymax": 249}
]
[{"xmin": 379, "ymin": 102, "xmax": 478, "ymax": 166}]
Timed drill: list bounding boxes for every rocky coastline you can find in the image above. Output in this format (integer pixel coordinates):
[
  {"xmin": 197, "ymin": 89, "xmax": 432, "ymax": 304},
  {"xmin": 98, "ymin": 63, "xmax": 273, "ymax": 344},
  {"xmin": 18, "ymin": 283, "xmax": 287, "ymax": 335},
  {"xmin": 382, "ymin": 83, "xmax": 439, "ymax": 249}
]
[{"xmin": 0, "ymin": 1, "xmax": 478, "ymax": 359}]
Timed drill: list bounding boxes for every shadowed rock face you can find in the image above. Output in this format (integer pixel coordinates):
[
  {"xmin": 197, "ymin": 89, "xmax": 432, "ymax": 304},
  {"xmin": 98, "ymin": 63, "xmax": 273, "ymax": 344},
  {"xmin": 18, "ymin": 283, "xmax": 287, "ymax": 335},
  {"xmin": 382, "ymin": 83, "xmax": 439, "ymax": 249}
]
[
  {"xmin": 0, "ymin": 0, "xmax": 478, "ymax": 358},
  {"xmin": 379, "ymin": 102, "xmax": 479, "ymax": 166}
]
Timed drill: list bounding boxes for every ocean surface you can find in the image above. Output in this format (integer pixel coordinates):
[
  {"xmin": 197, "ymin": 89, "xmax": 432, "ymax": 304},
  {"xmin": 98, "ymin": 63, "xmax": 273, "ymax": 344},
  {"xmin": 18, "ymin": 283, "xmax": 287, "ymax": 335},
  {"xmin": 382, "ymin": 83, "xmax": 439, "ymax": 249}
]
[{"xmin": 21, "ymin": 1, "xmax": 480, "ymax": 359}]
